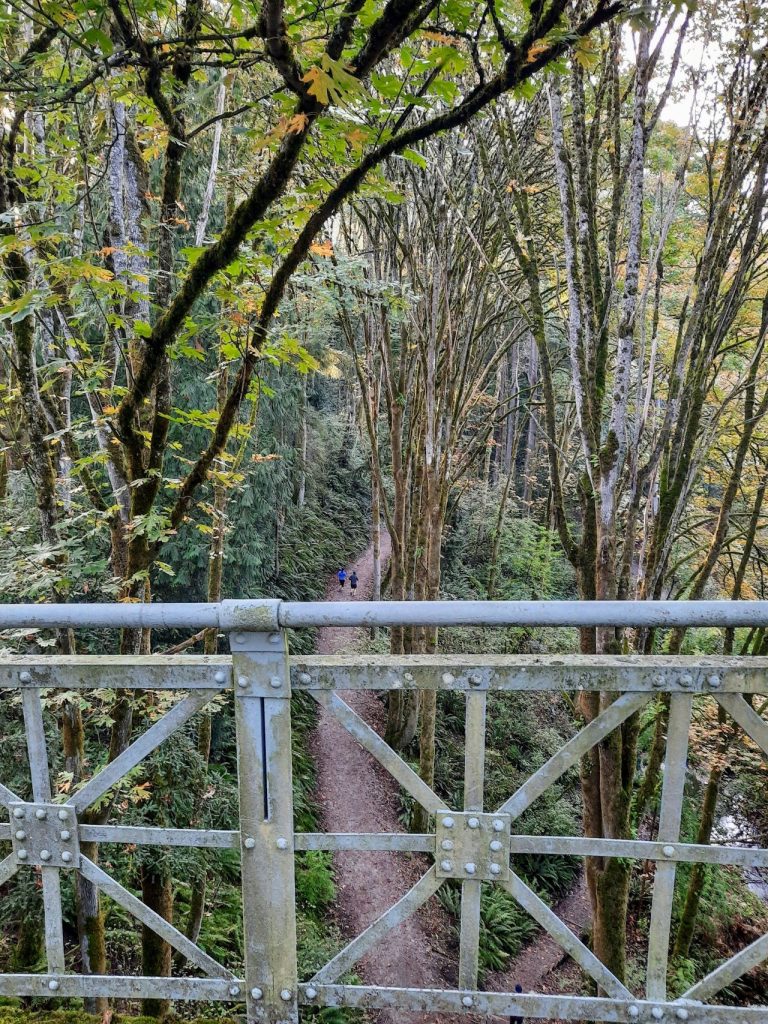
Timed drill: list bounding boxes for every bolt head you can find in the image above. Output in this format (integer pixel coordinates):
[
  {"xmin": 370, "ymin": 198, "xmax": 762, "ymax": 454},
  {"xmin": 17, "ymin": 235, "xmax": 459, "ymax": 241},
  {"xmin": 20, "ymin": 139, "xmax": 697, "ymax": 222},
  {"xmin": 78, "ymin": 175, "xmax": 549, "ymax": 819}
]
[
  {"xmin": 35, "ymin": 809, "xmax": 47, "ymax": 820},
  {"xmin": 464, "ymin": 862, "xmax": 476, "ymax": 875},
  {"xmin": 441, "ymin": 859, "xmax": 453, "ymax": 872},
  {"xmin": 404, "ymin": 672, "xmax": 414, "ymax": 681},
  {"xmin": 233, "ymin": 632, "xmax": 246, "ymax": 644},
  {"xmin": 229, "ymin": 985, "xmax": 240, "ymax": 996},
  {"xmin": 492, "ymin": 819, "xmax": 505, "ymax": 832},
  {"xmin": 468, "ymin": 817, "xmax": 480, "ymax": 829},
  {"xmin": 707, "ymin": 674, "xmax": 721, "ymax": 688},
  {"xmin": 469, "ymin": 673, "xmax": 482, "ymax": 686},
  {"xmin": 48, "ymin": 979, "xmax": 60, "ymax": 991},
  {"xmin": 628, "ymin": 1009, "xmax": 640, "ymax": 1020},
  {"xmin": 40, "ymin": 849, "xmax": 51, "ymax": 861},
  {"xmin": 250, "ymin": 987, "xmax": 263, "ymax": 1000},
  {"xmin": 489, "ymin": 839, "xmax": 502, "ymax": 852},
  {"xmin": 269, "ymin": 632, "xmax": 282, "ymax": 644},
  {"xmin": 15, "ymin": 830, "xmax": 26, "ymax": 841},
  {"xmin": 442, "ymin": 816, "xmax": 454, "ymax": 828},
  {"xmin": 653, "ymin": 674, "xmax": 665, "ymax": 688},
  {"xmin": 61, "ymin": 851, "xmax": 73, "ymax": 863},
  {"xmin": 461, "ymin": 995, "xmax": 473, "ymax": 1007},
  {"xmin": 306, "ymin": 986, "xmax": 318, "ymax": 999},
  {"xmin": 237, "ymin": 676, "xmax": 248, "ymax": 688},
  {"xmin": 13, "ymin": 808, "xmax": 25, "ymax": 819},
  {"xmin": 214, "ymin": 670, "xmax": 226, "ymax": 684},
  {"xmin": 441, "ymin": 839, "xmax": 454, "ymax": 851},
  {"xmin": 60, "ymin": 830, "xmax": 71, "ymax": 841},
  {"xmin": 680, "ymin": 673, "xmax": 693, "ymax": 687},
  {"xmin": 270, "ymin": 676, "xmax": 282, "ymax": 689},
  {"xmin": 57, "ymin": 809, "xmax": 69, "ymax": 821},
  {"xmin": 19, "ymin": 671, "xmax": 31, "ymax": 683},
  {"xmin": 299, "ymin": 672, "xmax": 312, "ymax": 684},
  {"xmin": 442, "ymin": 672, "xmax": 455, "ymax": 685},
  {"xmin": 490, "ymin": 864, "xmax": 501, "ymax": 876},
  {"xmin": 280, "ymin": 989, "xmax": 292, "ymax": 1001},
  {"xmin": 244, "ymin": 837, "xmax": 256, "ymax": 850},
  {"xmin": 276, "ymin": 837, "xmax": 289, "ymax": 850},
  {"xmin": 652, "ymin": 1009, "xmax": 665, "ymax": 1020},
  {"xmin": 676, "ymin": 1011, "xmax": 689, "ymax": 1021},
  {"xmin": 17, "ymin": 850, "xmax": 28, "ymax": 861},
  {"xmin": 663, "ymin": 845, "xmax": 676, "ymax": 857}
]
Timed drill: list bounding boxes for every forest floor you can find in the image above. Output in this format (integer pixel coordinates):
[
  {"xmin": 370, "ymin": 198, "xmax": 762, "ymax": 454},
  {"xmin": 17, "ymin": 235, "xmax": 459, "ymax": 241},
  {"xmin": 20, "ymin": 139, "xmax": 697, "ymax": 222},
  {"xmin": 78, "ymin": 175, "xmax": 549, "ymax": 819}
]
[{"xmin": 310, "ymin": 535, "xmax": 589, "ymax": 1022}]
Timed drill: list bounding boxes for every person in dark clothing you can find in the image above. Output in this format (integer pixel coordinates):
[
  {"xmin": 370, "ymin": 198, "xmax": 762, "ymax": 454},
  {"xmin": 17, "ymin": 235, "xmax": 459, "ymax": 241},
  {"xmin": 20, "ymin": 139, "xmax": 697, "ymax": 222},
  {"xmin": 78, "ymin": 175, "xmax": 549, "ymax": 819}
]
[
  {"xmin": 510, "ymin": 984, "xmax": 524, "ymax": 1023},
  {"xmin": 349, "ymin": 570, "xmax": 359, "ymax": 596},
  {"xmin": 337, "ymin": 568, "xmax": 347, "ymax": 588}
]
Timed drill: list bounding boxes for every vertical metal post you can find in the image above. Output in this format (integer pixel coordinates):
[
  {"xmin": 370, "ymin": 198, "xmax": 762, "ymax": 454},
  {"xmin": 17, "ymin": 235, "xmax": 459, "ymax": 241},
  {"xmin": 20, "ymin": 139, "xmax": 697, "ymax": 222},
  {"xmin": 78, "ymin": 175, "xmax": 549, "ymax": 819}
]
[
  {"xmin": 458, "ymin": 690, "xmax": 487, "ymax": 989},
  {"xmin": 231, "ymin": 626, "xmax": 298, "ymax": 1024},
  {"xmin": 646, "ymin": 693, "xmax": 693, "ymax": 1001},
  {"xmin": 21, "ymin": 689, "xmax": 65, "ymax": 975}
]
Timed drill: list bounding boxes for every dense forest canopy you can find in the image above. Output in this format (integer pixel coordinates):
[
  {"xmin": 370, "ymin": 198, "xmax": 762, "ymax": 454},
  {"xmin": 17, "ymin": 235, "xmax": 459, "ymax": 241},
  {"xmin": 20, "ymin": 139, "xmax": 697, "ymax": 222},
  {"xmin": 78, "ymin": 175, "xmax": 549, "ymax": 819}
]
[{"xmin": 1, "ymin": 0, "xmax": 768, "ymax": 1018}]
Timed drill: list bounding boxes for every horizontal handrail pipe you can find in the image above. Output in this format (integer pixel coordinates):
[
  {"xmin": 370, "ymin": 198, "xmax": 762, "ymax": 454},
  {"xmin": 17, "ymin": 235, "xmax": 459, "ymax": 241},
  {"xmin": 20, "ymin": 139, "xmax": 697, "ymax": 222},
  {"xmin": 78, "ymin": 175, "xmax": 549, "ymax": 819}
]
[{"xmin": 2, "ymin": 598, "xmax": 768, "ymax": 631}]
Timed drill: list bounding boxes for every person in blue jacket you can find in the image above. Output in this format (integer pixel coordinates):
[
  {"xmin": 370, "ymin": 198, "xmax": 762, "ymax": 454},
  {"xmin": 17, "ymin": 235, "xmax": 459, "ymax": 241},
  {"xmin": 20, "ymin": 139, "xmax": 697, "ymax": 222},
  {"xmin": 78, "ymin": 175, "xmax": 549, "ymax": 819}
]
[{"xmin": 337, "ymin": 568, "xmax": 347, "ymax": 589}]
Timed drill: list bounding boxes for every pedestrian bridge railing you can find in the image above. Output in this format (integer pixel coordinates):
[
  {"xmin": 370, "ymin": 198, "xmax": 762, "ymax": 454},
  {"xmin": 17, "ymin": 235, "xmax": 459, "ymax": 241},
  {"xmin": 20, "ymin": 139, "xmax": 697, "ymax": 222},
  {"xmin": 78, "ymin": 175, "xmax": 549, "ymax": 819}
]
[{"xmin": 1, "ymin": 600, "xmax": 767, "ymax": 1023}]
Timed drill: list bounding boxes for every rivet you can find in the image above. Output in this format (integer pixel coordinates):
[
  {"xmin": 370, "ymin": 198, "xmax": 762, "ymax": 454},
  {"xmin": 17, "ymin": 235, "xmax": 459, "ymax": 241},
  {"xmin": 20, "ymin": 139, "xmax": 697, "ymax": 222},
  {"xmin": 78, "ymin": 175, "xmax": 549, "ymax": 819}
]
[
  {"xmin": 628, "ymin": 1009, "xmax": 640, "ymax": 1020},
  {"xmin": 58, "ymin": 809, "xmax": 69, "ymax": 821},
  {"xmin": 464, "ymin": 862, "xmax": 476, "ymax": 875},
  {"xmin": 276, "ymin": 837, "xmax": 289, "ymax": 850},
  {"xmin": 36, "ymin": 809, "xmax": 47, "ymax": 820},
  {"xmin": 60, "ymin": 830, "xmax": 71, "ymax": 841},
  {"xmin": 468, "ymin": 817, "xmax": 480, "ymax": 829},
  {"xmin": 244, "ymin": 837, "xmax": 256, "ymax": 849},
  {"xmin": 663, "ymin": 845, "xmax": 676, "ymax": 857},
  {"xmin": 269, "ymin": 632, "xmax": 282, "ymax": 645},
  {"xmin": 270, "ymin": 676, "xmax": 282, "ymax": 689},
  {"xmin": 442, "ymin": 816, "xmax": 454, "ymax": 828},
  {"xmin": 214, "ymin": 670, "xmax": 226, "ymax": 683},
  {"xmin": 17, "ymin": 850, "xmax": 28, "ymax": 860},
  {"xmin": 233, "ymin": 632, "xmax": 246, "ymax": 644},
  {"xmin": 707, "ymin": 674, "xmax": 721, "ymax": 688},
  {"xmin": 250, "ymin": 987, "xmax": 263, "ymax": 1000},
  {"xmin": 461, "ymin": 995, "xmax": 473, "ymax": 1007},
  {"xmin": 469, "ymin": 673, "xmax": 482, "ymax": 687},
  {"xmin": 299, "ymin": 672, "xmax": 312, "ymax": 684},
  {"xmin": 61, "ymin": 851, "xmax": 73, "ymax": 863},
  {"xmin": 40, "ymin": 849, "xmax": 51, "ymax": 861},
  {"xmin": 306, "ymin": 986, "xmax": 318, "ymax": 999},
  {"xmin": 492, "ymin": 819, "xmax": 505, "ymax": 832},
  {"xmin": 280, "ymin": 989, "xmax": 292, "ymax": 1001},
  {"xmin": 490, "ymin": 840, "xmax": 502, "ymax": 852},
  {"xmin": 441, "ymin": 860, "xmax": 453, "ymax": 871},
  {"xmin": 442, "ymin": 673, "xmax": 455, "ymax": 685},
  {"xmin": 19, "ymin": 671, "xmax": 32, "ymax": 683},
  {"xmin": 653, "ymin": 674, "xmax": 665, "ymax": 688},
  {"xmin": 490, "ymin": 863, "xmax": 501, "ymax": 875},
  {"xmin": 680, "ymin": 673, "xmax": 693, "ymax": 688},
  {"xmin": 404, "ymin": 672, "xmax": 414, "ymax": 681},
  {"xmin": 441, "ymin": 839, "xmax": 454, "ymax": 851},
  {"xmin": 13, "ymin": 808, "xmax": 25, "ymax": 819},
  {"xmin": 15, "ymin": 830, "xmax": 26, "ymax": 841},
  {"xmin": 237, "ymin": 676, "xmax": 248, "ymax": 688},
  {"xmin": 652, "ymin": 1009, "xmax": 665, "ymax": 1020},
  {"xmin": 229, "ymin": 985, "xmax": 240, "ymax": 996},
  {"xmin": 48, "ymin": 979, "xmax": 60, "ymax": 991},
  {"xmin": 676, "ymin": 1011, "xmax": 689, "ymax": 1021}
]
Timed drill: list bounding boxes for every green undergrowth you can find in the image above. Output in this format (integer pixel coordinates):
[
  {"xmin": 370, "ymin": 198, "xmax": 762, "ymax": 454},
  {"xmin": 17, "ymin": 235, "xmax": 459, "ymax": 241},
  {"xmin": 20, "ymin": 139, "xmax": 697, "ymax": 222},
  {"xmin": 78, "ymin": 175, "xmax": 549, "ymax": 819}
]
[{"xmin": 0, "ymin": 1009, "xmax": 237, "ymax": 1024}]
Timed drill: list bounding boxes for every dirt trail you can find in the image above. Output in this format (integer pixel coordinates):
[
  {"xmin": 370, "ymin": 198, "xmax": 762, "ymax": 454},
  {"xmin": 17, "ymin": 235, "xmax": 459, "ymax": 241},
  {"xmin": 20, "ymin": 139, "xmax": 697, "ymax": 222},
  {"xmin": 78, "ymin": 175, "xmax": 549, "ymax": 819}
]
[
  {"xmin": 310, "ymin": 536, "xmax": 588, "ymax": 1020},
  {"xmin": 312, "ymin": 534, "xmax": 463, "ymax": 1024}
]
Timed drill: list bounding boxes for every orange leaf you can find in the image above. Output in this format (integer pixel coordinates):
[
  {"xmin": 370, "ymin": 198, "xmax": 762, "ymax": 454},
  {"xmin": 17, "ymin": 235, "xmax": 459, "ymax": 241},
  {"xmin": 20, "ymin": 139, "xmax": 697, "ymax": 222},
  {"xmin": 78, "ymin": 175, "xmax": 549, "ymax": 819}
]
[
  {"xmin": 310, "ymin": 240, "xmax": 333, "ymax": 258},
  {"xmin": 526, "ymin": 41, "xmax": 549, "ymax": 63}
]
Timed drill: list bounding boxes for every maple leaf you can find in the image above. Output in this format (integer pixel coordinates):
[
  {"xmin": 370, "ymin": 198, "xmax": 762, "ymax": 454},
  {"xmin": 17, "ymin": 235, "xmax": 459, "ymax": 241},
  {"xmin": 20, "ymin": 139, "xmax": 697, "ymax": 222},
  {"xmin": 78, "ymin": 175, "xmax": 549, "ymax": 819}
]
[
  {"xmin": 525, "ymin": 41, "xmax": 549, "ymax": 63},
  {"xmin": 422, "ymin": 30, "xmax": 454, "ymax": 44},
  {"xmin": 302, "ymin": 54, "xmax": 363, "ymax": 107},
  {"xmin": 310, "ymin": 240, "xmax": 334, "ymax": 258}
]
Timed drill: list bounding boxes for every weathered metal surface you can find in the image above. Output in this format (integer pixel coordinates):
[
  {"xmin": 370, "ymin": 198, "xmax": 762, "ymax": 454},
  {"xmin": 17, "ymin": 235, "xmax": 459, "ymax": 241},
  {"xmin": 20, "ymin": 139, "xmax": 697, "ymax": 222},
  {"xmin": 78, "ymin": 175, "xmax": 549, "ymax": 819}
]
[
  {"xmin": 4, "ymin": 598, "xmax": 768, "ymax": 631},
  {"xmin": 435, "ymin": 812, "xmax": 510, "ymax": 882},
  {"xmin": 291, "ymin": 654, "xmax": 768, "ymax": 691},
  {"xmin": 303, "ymin": 985, "xmax": 768, "ymax": 1022},
  {"xmin": 646, "ymin": 695, "xmax": 693, "ymax": 1001},
  {"xmin": 1, "ymin": 600, "xmax": 768, "ymax": 1022},
  {"xmin": 233, "ymin": 631, "xmax": 298, "ymax": 1024},
  {"xmin": 0, "ymin": 656, "xmax": 231, "ymax": 689},
  {"xmin": 10, "ymin": 802, "xmax": 80, "ymax": 869}
]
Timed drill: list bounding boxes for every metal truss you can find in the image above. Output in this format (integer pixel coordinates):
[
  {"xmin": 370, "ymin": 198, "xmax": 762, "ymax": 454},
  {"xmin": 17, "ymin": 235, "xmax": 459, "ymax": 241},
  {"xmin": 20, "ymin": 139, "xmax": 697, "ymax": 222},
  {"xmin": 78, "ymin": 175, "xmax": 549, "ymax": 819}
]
[{"xmin": 0, "ymin": 600, "xmax": 766, "ymax": 1023}]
